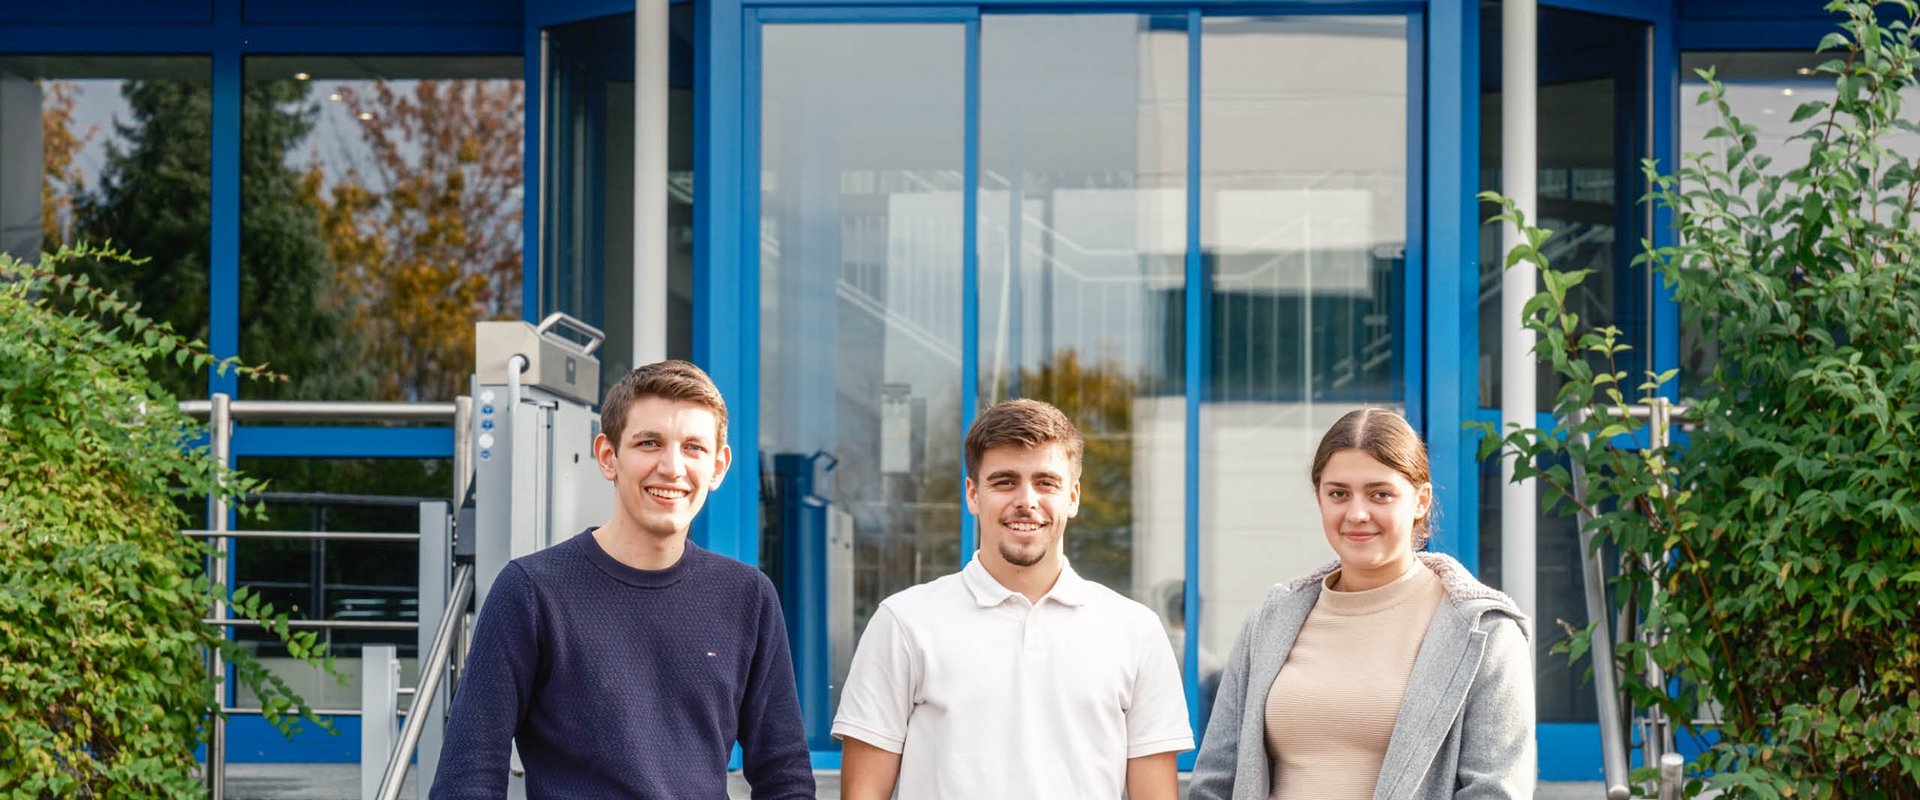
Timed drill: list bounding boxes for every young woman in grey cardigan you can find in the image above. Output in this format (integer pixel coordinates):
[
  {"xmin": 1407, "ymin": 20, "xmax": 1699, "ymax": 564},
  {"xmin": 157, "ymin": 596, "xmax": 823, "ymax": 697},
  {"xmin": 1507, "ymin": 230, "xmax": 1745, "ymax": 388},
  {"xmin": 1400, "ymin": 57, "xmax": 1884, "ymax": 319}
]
[{"xmin": 1189, "ymin": 409, "xmax": 1535, "ymax": 800}]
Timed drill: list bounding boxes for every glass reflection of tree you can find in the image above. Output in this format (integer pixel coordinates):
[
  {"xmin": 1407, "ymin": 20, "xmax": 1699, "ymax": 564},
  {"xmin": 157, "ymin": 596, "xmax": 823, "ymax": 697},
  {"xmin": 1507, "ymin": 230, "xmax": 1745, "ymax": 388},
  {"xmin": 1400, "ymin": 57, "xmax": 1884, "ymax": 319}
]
[
  {"xmin": 309, "ymin": 80, "xmax": 525, "ymax": 403},
  {"xmin": 1014, "ymin": 348, "xmax": 1140, "ymax": 596}
]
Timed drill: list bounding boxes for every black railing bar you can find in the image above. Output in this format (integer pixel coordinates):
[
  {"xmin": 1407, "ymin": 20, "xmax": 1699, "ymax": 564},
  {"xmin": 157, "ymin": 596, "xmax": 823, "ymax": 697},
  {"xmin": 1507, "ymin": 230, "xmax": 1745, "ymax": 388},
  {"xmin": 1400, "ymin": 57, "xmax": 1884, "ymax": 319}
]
[
  {"xmin": 247, "ymin": 491, "xmax": 444, "ymax": 509},
  {"xmin": 182, "ymin": 530, "xmax": 420, "ymax": 542}
]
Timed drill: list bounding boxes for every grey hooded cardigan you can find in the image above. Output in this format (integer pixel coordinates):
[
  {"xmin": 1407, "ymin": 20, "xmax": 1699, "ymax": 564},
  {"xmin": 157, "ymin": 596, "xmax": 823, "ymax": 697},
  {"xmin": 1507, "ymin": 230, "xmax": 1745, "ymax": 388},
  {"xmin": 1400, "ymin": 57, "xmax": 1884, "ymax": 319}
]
[{"xmin": 1188, "ymin": 552, "xmax": 1536, "ymax": 800}]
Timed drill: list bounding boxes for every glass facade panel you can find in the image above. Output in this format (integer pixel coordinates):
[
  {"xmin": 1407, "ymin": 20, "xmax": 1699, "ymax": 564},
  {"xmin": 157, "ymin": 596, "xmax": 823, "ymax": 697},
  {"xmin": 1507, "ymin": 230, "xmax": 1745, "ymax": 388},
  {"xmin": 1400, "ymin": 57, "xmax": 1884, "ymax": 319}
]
[
  {"xmin": 1196, "ymin": 16, "xmax": 1409, "ymax": 704},
  {"xmin": 0, "ymin": 55, "xmax": 211, "ymax": 398},
  {"xmin": 976, "ymin": 13, "xmax": 1188, "ymax": 636},
  {"xmin": 757, "ymin": 23, "xmax": 966, "ymax": 749},
  {"xmin": 543, "ymin": 8, "xmax": 697, "ymax": 391},
  {"xmin": 241, "ymin": 56, "xmax": 524, "ymax": 401},
  {"xmin": 232, "ymin": 457, "xmax": 452, "ymax": 710}
]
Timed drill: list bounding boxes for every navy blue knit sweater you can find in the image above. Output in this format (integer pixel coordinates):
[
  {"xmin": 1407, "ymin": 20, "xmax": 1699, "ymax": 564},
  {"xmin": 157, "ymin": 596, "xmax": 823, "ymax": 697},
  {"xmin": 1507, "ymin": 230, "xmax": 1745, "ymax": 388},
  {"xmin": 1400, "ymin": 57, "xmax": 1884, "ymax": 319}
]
[{"xmin": 430, "ymin": 530, "xmax": 814, "ymax": 799}]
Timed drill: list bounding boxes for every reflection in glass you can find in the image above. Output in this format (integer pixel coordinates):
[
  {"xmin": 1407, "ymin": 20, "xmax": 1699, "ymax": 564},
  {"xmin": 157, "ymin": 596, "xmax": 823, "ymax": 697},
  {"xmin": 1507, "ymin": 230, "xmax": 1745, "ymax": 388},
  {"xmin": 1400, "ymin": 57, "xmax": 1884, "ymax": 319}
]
[
  {"xmin": 232, "ymin": 457, "xmax": 451, "ymax": 709},
  {"xmin": 976, "ymin": 13, "xmax": 1187, "ymax": 642},
  {"xmin": 242, "ymin": 56, "xmax": 524, "ymax": 401},
  {"xmin": 1196, "ymin": 16, "xmax": 1409, "ymax": 681},
  {"xmin": 0, "ymin": 56, "xmax": 211, "ymax": 397},
  {"xmin": 544, "ymin": 9, "xmax": 697, "ymax": 392},
  {"xmin": 1675, "ymin": 52, "xmax": 1920, "ymax": 397},
  {"xmin": 1478, "ymin": 8, "xmax": 1650, "ymax": 410},
  {"xmin": 758, "ymin": 23, "xmax": 965, "ymax": 749}
]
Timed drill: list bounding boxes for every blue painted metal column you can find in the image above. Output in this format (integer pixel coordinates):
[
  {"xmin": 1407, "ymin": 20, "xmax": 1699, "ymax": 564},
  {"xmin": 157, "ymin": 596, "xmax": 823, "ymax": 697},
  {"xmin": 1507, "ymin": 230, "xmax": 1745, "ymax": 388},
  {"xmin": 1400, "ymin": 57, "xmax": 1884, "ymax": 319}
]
[
  {"xmin": 694, "ymin": 0, "xmax": 755, "ymax": 563},
  {"xmin": 1650, "ymin": 1, "xmax": 1681, "ymax": 399},
  {"xmin": 959, "ymin": 15, "xmax": 982, "ymax": 562},
  {"xmin": 1180, "ymin": 7, "xmax": 1204, "ymax": 766},
  {"xmin": 1404, "ymin": 11, "xmax": 1428, "ymax": 433},
  {"xmin": 210, "ymin": 16, "xmax": 241, "ymax": 400},
  {"xmin": 1424, "ymin": 0, "xmax": 1481, "ymax": 571}
]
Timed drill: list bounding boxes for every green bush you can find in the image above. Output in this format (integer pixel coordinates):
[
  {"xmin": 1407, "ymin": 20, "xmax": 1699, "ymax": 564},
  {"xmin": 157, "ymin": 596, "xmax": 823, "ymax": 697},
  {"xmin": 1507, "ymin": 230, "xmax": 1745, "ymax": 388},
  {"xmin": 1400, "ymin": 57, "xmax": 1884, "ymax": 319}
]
[
  {"xmin": 0, "ymin": 246, "xmax": 330, "ymax": 798},
  {"xmin": 1483, "ymin": 1, "xmax": 1920, "ymax": 796}
]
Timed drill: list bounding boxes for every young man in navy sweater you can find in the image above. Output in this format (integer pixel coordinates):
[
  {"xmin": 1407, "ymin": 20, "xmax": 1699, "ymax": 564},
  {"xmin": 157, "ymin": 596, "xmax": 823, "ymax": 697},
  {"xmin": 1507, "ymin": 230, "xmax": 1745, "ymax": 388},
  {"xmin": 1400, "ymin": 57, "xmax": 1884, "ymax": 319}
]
[{"xmin": 431, "ymin": 360, "xmax": 814, "ymax": 799}]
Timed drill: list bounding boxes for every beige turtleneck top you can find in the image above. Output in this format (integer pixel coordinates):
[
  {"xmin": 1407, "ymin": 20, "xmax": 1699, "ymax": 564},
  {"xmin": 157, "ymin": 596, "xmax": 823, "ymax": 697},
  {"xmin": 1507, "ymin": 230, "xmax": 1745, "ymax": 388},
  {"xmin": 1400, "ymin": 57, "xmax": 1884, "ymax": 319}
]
[{"xmin": 1263, "ymin": 562, "xmax": 1445, "ymax": 800}]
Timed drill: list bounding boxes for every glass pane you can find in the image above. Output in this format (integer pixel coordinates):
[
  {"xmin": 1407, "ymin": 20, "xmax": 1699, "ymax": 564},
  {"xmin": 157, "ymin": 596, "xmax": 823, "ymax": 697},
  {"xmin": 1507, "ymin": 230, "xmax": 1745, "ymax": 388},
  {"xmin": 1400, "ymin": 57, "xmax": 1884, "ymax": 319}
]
[
  {"xmin": 232, "ymin": 457, "xmax": 452, "ymax": 710},
  {"xmin": 544, "ymin": 8, "xmax": 697, "ymax": 393},
  {"xmin": 1196, "ymin": 15, "xmax": 1409, "ymax": 709},
  {"xmin": 241, "ymin": 56, "xmax": 524, "ymax": 401},
  {"xmin": 0, "ymin": 56, "xmax": 211, "ymax": 398},
  {"xmin": 757, "ymin": 23, "xmax": 965, "ymax": 748},
  {"xmin": 976, "ymin": 9, "xmax": 1191, "ymax": 678},
  {"xmin": 1675, "ymin": 52, "xmax": 1920, "ymax": 397}
]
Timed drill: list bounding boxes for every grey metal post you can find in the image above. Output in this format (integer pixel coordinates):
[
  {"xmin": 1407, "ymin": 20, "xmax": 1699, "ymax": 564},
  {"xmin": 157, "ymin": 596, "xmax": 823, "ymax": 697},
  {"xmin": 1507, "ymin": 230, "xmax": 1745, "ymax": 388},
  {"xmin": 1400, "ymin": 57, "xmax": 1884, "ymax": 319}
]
[
  {"xmin": 1658, "ymin": 752, "xmax": 1685, "ymax": 800},
  {"xmin": 415, "ymin": 502, "xmax": 452, "ymax": 793},
  {"xmin": 1500, "ymin": 0, "xmax": 1540, "ymax": 629},
  {"xmin": 1642, "ymin": 399, "xmax": 1674, "ymax": 782},
  {"xmin": 454, "ymin": 396, "xmax": 474, "ymax": 503},
  {"xmin": 634, "ymin": 0, "xmax": 670, "ymax": 364},
  {"xmin": 361, "ymin": 644, "xmax": 400, "ymax": 800},
  {"xmin": 208, "ymin": 392, "xmax": 231, "ymax": 800}
]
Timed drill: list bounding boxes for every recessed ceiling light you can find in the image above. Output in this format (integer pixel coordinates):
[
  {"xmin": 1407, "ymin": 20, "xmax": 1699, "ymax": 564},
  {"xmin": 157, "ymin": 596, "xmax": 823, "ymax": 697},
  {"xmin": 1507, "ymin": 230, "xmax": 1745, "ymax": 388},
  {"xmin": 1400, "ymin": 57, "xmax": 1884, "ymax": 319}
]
[
  {"xmin": 1782, "ymin": 88, "xmax": 1795, "ymax": 96},
  {"xmin": 328, "ymin": 92, "xmax": 342, "ymax": 102},
  {"xmin": 293, "ymin": 72, "xmax": 311, "ymax": 81},
  {"xmin": 1796, "ymin": 67, "xmax": 1814, "ymax": 76},
  {"xmin": 1762, "ymin": 108, "xmax": 1776, "ymax": 115},
  {"xmin": 358, "ymin": 112, "xmax": 374, "ymax": 121}
]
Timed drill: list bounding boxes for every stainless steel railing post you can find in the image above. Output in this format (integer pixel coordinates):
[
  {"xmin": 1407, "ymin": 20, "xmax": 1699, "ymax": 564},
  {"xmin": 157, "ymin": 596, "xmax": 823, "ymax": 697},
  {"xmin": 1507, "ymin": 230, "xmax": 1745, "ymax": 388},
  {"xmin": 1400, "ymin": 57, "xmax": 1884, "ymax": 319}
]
[
  {"xmin": 376, "ymin": 564, "xmax": 476, "ymax": 800},
  {"xmin": 208, "ymin": 393, "xmax": 231, "ymax": 800}
]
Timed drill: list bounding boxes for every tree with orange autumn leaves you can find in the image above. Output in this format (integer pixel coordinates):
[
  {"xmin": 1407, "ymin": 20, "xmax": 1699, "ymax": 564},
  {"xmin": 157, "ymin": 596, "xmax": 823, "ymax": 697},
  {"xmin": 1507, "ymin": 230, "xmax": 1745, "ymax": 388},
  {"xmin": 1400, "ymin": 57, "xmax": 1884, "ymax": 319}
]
[{"xmin": 304, "ymin": 79, "xmax": 524, "ymax": 402}]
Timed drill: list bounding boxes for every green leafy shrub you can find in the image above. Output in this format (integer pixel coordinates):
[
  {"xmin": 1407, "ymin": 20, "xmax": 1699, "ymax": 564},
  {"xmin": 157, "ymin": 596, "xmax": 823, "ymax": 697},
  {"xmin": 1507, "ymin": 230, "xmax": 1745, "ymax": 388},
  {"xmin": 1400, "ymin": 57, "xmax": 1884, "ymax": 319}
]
[
  {"xmin": 1481, "ymin": 2, "xmax": 1920, "ymax": 796},
  {"xmin": 0, "ymin": 246, "xmax": 331, "ymax": 798}
]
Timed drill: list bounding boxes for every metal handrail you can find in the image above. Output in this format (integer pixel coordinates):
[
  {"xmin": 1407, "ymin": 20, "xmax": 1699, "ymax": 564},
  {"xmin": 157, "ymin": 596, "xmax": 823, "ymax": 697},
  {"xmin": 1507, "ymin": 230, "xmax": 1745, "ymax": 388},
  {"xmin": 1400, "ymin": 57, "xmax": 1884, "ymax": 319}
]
[
  {"xmin": 377, "ymin": 563, "xmax": 475, "ymax": 800},
  {"xmin": 183, "ymin": 394, "xmax": 463, "ymax": 800},
  {"xmin": 179, "ymin": 399, "xmax": 457, "ymax": 423},
  {"xmin": 206, "ymin": 619, "xmax": 419, "ymax": 631},
  {"xmin": 1568, "ymin": 407, "xmax": 1633, "ymax": 800}
]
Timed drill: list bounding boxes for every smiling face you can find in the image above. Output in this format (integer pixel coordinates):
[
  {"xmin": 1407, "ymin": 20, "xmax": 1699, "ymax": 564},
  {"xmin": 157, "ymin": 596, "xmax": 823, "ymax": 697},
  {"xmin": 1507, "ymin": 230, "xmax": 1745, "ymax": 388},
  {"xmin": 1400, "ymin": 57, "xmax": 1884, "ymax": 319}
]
[
  {"xmin": 965, "ymin": 443, "xmax": 1081, "ymax": 573},
  {"xmin": 1315, "ymin": 448, "xmax": 1431, "ymax": 590},
  {"xmin": 594, "ymin": 396, "xmax": 731, "ymax": 540}
]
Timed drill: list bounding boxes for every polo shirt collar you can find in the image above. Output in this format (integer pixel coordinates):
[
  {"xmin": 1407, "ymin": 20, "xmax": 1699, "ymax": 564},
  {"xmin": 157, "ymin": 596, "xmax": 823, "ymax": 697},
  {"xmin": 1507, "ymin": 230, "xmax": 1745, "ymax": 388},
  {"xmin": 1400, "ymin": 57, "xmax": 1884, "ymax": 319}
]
[{"xmin": 961, "ymin": 553, "xmax": 1090, "ymax": 608}]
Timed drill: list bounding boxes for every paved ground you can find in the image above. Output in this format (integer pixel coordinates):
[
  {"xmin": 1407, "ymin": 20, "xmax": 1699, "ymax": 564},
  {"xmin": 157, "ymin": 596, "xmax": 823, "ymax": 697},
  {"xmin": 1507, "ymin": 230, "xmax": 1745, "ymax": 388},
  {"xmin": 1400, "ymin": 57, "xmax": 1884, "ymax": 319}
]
[{"xmin": 222, "ymin": 764, "xmax": 1610, "ymax": 799}]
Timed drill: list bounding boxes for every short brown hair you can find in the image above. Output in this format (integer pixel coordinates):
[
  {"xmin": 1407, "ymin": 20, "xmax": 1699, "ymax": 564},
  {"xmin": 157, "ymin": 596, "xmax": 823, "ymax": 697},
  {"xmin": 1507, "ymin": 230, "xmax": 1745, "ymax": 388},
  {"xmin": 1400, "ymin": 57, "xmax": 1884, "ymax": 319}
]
[
  {"xmin": 964, "ymin": 399, "xmax": 1084, "ymax": 479},
  {"xmin": 1311, "ymin": 408, "xmax": 1436, "ymax": 545},
  {"xmin": 600, "ymin": 360, "xmax": 729, "ymax": 450}
]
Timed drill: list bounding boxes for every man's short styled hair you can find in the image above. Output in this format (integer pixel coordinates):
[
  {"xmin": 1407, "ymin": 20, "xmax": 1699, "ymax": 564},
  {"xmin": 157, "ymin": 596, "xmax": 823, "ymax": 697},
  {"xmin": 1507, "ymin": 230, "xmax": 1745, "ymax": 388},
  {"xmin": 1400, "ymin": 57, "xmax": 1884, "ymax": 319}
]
[
  {"xmin": 600, "ymin": 360, "xmax": 730, "ymax": 450},
  {"xmin": 963, "ymin": 398, "xmax": 1084, "ymax": 479}
]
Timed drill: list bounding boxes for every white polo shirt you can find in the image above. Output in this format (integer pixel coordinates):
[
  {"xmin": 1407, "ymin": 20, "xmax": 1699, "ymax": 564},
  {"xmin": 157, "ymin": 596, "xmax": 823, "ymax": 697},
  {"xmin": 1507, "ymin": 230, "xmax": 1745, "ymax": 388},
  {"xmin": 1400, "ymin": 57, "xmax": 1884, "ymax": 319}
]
[{"xmin": 832, "ymin": 556, "xmax": 1194, "ymax": 799}]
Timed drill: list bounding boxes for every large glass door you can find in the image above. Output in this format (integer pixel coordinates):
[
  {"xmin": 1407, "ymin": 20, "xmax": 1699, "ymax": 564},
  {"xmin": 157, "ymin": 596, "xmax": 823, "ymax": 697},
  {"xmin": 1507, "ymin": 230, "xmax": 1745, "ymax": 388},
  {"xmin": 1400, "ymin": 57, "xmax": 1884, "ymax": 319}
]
[
  {"xmin": 750, "ymin": 7, "xmax": 1418, "ymax": 755},
  {"xmin": 1477, "ymin": 2, "xmax": 1653, "ymax": 755}
]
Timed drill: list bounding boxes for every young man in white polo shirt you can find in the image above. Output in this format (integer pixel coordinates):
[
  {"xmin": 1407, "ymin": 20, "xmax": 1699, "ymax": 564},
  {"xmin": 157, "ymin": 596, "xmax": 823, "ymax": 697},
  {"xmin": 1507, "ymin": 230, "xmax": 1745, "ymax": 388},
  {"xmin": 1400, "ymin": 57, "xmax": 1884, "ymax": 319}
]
[{"xmin": 834, "ymin": 398, "xmax": 1193, "ymax": 800}]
